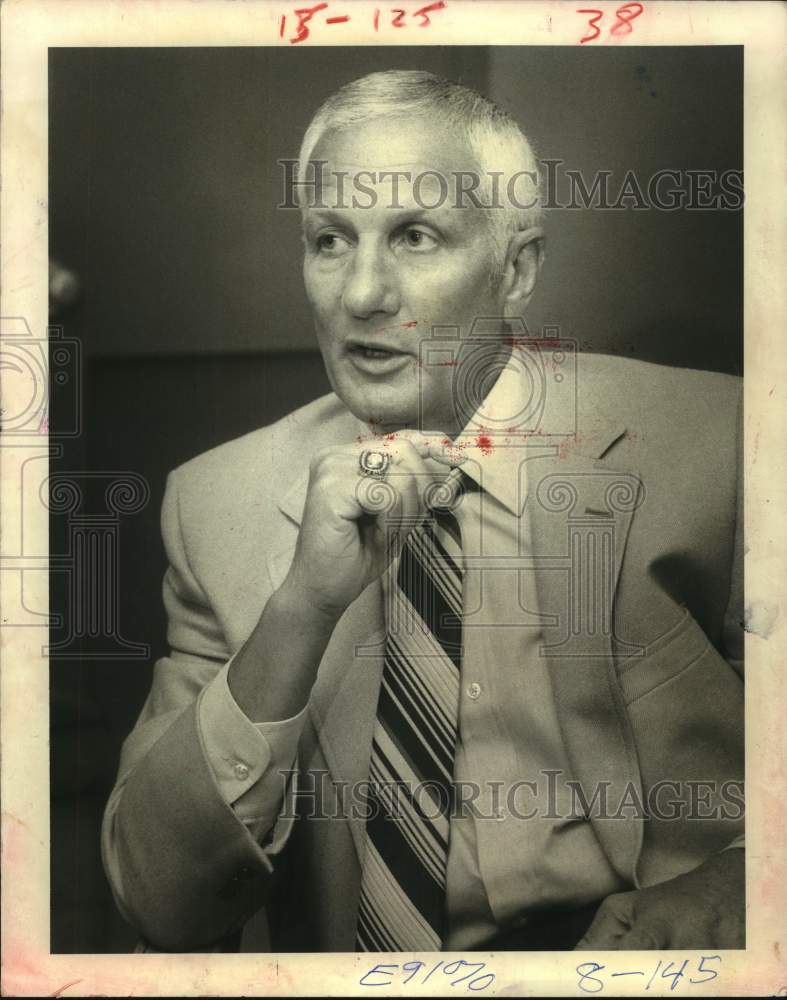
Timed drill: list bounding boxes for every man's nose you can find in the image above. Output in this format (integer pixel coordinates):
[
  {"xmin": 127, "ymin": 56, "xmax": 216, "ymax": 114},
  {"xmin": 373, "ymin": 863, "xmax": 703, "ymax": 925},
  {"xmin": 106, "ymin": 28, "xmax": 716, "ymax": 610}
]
[{"xmin": 341, "ymin": 241, "xmax": 400, "ymax": 319}]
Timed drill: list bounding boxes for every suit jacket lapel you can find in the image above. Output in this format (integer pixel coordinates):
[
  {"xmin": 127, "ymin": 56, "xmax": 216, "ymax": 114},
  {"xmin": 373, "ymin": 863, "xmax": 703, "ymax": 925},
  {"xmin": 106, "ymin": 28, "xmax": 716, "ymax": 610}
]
[{"xmin": 525, "ymin": 425, "xmax": 645, "ymax": 885}]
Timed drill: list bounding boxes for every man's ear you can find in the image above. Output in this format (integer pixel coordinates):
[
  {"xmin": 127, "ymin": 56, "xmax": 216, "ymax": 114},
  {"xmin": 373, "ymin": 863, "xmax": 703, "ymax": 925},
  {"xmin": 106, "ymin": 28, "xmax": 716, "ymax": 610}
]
[{"xmin": 500, "ymin": 227, "xmax": 545, "ymax": 312}]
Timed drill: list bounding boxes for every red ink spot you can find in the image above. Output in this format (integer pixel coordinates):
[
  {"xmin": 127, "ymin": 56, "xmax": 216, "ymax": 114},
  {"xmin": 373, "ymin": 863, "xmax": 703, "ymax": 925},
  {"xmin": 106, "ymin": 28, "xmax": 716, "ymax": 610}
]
[
  {"xmin": 379, "ymin": 320, "xmax": 418, "ymax": 333},
  {"xmin": 436, "ymin": 360, "xmax": 460, "ymax": 367},
  {"xmin": 557, "ymin": 433, "xmax": 588, "ymax": 460},
  {"xmin": 374, "ymin": 7, "xmax": 380, "ymax": 30},
  {"xmin": 325, "ymin": 15, "xmax": 350, "ymax": 23},
  {"xmin": 476, "ymin": 434, "xmax": 493, "ymax": 455},
  {"xmin": 391, "ymin": 8, "xmax": 406, "ymax": 27}
]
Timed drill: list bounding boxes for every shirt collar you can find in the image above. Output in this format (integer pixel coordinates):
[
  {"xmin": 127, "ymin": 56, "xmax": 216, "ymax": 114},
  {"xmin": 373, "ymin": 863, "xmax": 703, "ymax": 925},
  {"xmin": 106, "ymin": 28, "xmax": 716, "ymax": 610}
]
[
  {"xmin": 352, "ymin": 351, "xmax": 623, "ymax": 518},
  {"xmin": 350, "ymin": 359, "xmax": 549, "ymax": 518},
  {"xmin": 451, "ymin": 360, "xmax": 539, "ymax": 516}
]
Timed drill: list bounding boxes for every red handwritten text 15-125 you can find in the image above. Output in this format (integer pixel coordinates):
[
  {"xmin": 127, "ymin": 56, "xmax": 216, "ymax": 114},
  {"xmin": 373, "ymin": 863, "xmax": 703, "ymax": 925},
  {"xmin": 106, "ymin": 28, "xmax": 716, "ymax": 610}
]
[{"xmin": 279, "ymin": 1, "xmax": 447, "ymax": 45}]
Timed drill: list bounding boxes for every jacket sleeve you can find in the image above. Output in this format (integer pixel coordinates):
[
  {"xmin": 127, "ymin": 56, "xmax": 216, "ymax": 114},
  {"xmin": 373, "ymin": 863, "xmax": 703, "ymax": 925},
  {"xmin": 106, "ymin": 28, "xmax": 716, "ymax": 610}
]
[{"xmin": 101, "ymin": 469, "xmax": 293, "ymax": 951}]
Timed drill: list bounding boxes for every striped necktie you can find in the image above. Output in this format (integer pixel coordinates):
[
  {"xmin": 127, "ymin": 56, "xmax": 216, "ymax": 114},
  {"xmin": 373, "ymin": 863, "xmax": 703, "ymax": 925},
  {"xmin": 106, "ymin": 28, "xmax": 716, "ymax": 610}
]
[{"xmin": 355, "ymin": 508, "xmax": 463, "ymax": 952}]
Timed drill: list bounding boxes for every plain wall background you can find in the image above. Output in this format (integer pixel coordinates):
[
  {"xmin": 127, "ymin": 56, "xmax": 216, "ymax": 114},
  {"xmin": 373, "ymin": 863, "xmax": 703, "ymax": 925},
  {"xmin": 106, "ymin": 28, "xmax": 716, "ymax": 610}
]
[
  {"xmin": 48, "ymin": 45, "xmax": 742, "ymax": 952},
  {"xmin": 489, "ymin": 46, "xmax": 742, "ymax": 372}
]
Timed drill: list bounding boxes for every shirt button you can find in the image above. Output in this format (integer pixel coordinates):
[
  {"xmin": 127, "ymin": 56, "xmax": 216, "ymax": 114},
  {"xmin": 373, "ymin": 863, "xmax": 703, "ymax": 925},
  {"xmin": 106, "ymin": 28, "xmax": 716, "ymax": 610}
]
[
  {"xmin": 467, "ymin": 682, "xmax": 482, "ymax": 700},
  {"xmin": 234, "ymin": 762, "xmax": 250, "ymax": 781}
]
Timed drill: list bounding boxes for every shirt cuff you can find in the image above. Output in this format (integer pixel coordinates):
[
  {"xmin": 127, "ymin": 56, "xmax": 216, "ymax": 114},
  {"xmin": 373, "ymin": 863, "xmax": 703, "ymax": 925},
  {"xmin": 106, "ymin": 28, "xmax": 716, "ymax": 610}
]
[
  {"xmin": 245, "ymin": 762, "xmax": 301, "ymax": 853},
  {"xmin": 198, "ymin": 654, "xmax": 308, "ymax": 823},
  {"xmin": 720, "ymin": 833, "xmax": 745, "ymax": 851}
]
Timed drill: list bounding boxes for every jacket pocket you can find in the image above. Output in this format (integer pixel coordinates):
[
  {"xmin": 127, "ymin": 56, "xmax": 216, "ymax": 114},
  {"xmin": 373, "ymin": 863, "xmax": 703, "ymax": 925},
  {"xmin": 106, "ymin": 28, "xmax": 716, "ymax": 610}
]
[{"xmin": 615, "ymin": 609, "xmax": 712, "ymax": 706}]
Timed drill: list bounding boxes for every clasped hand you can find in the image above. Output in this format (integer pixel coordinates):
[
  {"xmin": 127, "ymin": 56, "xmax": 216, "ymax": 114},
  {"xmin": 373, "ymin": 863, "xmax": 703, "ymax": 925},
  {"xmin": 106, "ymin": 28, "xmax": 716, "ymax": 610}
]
[{"xmin": 576, "ymin": 849, "xmax": 744, "ymax": 950}]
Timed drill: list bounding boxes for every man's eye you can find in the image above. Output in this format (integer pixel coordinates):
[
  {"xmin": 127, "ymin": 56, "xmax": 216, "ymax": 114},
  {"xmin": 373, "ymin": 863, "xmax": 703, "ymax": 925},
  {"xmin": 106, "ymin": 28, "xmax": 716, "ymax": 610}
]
[
  {"xmin": 315, "ymin": 233, "xmax": 350, "ymax": 254},
  {"xmin": 400, "ymin": 228, "xmax": 438, "ymax": 251}
]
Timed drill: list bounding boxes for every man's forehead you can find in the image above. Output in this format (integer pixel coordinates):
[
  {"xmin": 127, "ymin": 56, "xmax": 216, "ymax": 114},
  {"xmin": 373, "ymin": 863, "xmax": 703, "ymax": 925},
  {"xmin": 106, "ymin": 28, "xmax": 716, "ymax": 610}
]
[
  {"xmin": 309, "ymin": 117, "xmax": 479, "ymax": 175},
  {"xmin": 301, "ymin": 118, "xmax": 488, "ymax": 216}
]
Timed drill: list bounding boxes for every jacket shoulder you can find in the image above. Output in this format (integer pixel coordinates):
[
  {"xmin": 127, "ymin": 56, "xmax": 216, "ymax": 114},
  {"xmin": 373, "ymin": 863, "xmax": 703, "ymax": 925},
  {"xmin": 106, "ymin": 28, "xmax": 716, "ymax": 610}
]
[
  {"xmin": 173, "ymin": 392, "xmax": 353, "ymax": 486},
  {"xmin": 581, "ymin": 353, "xmax": 741, "ymax": 427},
  {"xmin": 581, "ymin": 351, "xmax": 741, "ymax": 394},
  {"xmin": 166, "ymin": 392, "xmax": 358, "ymax": 528}
]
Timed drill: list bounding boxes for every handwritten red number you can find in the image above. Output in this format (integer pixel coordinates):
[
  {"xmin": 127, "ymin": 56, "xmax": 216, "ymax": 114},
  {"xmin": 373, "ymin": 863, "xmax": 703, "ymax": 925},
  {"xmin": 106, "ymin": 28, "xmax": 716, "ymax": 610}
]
[
  {"xmin": 413, "ymin": 1, "xmax": 446, "ymax": 27},
  {"xmin": 610, "ymin": 2, "xmax": 643, "ymax": 35},
  {"xmin": 284, "ymin": 0, "xmax": 445, "ymax": 39},
  {"xmin": 577, "ymin": 3, "xmax": 643, "ymax": 43},
  {"xmin": 288, "ymin": 2, "xmax": 329, "ymax": 44},
  {"xmin": 577, "ymin": 9, "xmax": 603, "ymax": 43}
]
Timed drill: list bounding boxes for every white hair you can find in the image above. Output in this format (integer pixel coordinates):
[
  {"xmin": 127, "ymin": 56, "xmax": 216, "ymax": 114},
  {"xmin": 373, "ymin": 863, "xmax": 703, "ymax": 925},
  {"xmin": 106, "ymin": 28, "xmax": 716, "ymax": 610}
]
[{"xmin": 297, "ymin": 69, "xmax": 543, "ymax": 276}]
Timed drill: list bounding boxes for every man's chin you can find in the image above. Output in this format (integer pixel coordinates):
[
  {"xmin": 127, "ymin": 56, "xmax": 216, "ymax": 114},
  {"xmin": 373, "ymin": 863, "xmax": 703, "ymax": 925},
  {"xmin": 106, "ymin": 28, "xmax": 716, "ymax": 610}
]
[
  {"xmin": 358, "ymin": 411, "xmax": 420, "ymax": 436},
  {"xmin": 338, "ymin": 390, "xmax": 421, "ymax": 435}
]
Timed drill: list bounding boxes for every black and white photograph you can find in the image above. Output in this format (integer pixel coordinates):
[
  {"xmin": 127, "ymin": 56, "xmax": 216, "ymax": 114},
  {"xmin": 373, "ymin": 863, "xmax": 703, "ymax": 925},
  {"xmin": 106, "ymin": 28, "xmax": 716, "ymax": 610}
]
[{"xmin": 1, "ymin": 1, "xmax": 785, "ymax": 996}]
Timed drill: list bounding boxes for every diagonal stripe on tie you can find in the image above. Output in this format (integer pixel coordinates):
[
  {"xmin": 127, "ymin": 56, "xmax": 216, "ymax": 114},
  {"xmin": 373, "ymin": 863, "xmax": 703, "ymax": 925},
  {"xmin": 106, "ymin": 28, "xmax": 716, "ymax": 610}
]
[
  {"xmin": 356, "ymin": 510, "xmax": 463, "ymax": 952},
  {"xmin": 369, "ymin": 755, "xmax": 446, "ymax": 882},
  {"xmin": 407, "ymin": 529, "xmax": 463, "ymax": 622},
  {"xmin": 386, "ymin": 636, "xmax": 457, "ymax": 758},
  {"xmin": 398, "ymin": 529, "xmax": 462, "ymax": 666},
  {"xmin": 378, "ymin": 660, "xmax": 455, "ymax": 780}
]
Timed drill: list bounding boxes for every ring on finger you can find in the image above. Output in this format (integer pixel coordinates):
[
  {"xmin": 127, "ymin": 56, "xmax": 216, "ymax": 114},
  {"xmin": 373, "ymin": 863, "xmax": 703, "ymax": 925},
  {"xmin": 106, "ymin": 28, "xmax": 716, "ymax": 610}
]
[{"xmin": 358, "ymin": 449, "xmax": 391, "ymax": 479}]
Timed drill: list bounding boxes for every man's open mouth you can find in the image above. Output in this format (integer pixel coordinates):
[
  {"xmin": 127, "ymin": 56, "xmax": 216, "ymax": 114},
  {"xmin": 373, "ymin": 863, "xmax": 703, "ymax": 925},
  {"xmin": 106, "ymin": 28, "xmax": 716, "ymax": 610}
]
[
  {"xmin": 347, "ymin": 342, "xmax": 413, "ymax": 373},
  {"xmin": 352, "ymin": 346, "xmax": 403, "ymax": 359}
]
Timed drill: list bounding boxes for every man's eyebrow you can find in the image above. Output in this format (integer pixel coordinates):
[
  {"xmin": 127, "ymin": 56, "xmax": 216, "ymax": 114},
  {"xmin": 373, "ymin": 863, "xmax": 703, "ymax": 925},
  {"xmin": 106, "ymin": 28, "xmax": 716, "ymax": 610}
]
[
  {"xmin": 301, "ymin": 209, "xmax": 346, "ymax": 227},
  {"xmin": 302, "ymin": 205, "xmax": 465, "ymax": 228}
]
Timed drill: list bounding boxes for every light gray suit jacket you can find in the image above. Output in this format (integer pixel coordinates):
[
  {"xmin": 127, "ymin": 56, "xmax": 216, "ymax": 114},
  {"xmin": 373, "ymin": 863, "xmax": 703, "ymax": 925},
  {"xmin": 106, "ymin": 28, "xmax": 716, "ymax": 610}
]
[{"xmin": 102, "ymin": 352, "xmax": 744, "ymax": 952}]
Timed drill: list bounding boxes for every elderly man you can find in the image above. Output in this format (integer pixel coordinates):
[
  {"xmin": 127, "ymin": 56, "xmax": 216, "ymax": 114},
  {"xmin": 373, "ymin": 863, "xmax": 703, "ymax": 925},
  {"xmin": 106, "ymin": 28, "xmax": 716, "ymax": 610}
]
[{"xmin": 102, "ymin": 70, "xmax": 744, "ymax": 953}]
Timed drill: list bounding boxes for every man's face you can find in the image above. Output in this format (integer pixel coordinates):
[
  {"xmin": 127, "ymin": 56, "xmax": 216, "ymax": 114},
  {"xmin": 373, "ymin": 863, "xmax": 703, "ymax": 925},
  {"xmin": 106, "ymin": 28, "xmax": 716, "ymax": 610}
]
[{"xmin": 301, "ymin": 117, "xmax": 512, "ymax": 435}]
